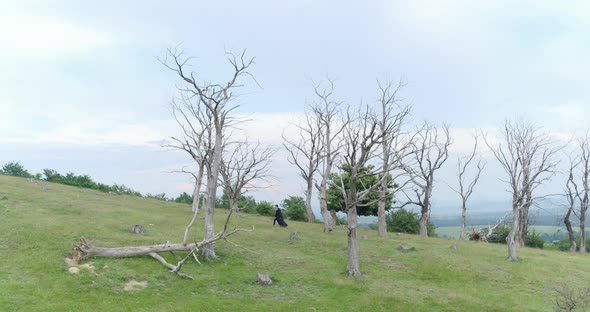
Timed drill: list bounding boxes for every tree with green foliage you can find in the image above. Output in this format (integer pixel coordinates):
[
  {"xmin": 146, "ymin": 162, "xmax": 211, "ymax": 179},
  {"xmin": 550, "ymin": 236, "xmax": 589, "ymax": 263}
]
[
  {"xmin": 174, "ymin": 192, "xmax": 193, "ymax": 205},
  {"xmin": 386, "ymin": 208, "xmax": 436, "ymax": 237},
  {"xmin": 282, "ymin": 196, "xmax": 307, "ymax": 221},
  {"xmin": 1, "ymin": 161, "xmax": 32, "ymax": 178},
  {"xmin": 327, "ymin": 164, "xmax": 395, "ymax": 216},
  {"xmin": 256, "ymin": 201, "xmax": 275, "ymax": 216}
]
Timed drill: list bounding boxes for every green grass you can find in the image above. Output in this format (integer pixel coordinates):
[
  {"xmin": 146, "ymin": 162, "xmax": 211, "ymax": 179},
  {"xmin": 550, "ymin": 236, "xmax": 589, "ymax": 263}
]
[{"xmin": 1, "ymin": 174, "xmax": 589, "ymax": 311}]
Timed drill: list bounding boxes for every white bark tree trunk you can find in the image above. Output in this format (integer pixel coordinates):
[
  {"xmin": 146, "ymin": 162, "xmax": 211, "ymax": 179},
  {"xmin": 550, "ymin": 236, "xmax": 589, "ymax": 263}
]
[
  {"xmin": 305, "ymin": 178, "xmax": 316, "ymax": 223},
  {"xmin": 506, "ymin": 208, "xmax": 520, "ymax": 261},
  {"xmin": 346, "ymin": 208, "xmax": 361, "ymax": 277}
]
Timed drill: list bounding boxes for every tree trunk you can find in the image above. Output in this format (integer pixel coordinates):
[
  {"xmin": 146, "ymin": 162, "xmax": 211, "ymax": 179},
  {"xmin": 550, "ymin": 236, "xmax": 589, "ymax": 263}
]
[
  {"xmin": 506, "ymin": 207, "xmax": 520, "ymax": 261},
  {"xmin": 74, "ymin": 241, "xmax": 199, "ymax": 260},
  {"xmin": 182, "ymin": 164, "xmax": 205, "ymax": 244},
  {"xmin": 459, "ymin": 198, "xmax": 467, "ymax": 240},
  {"xmin": 202, "ymin": 127, "xmax": 223, "ymax": 260},
  {"xmin": 346, "ymin": 208, "xmax": 361, "ymax": 277},
  {"xmin": 580, "ymin": 211, "xmax": 586, "ymax": 254},
  {"xmin": 419, "ymin": 187, "xmax": 431, "ymax": 237},
  {"xmin": 319, "ymin": 178, "xmax": 333, "ymax": 233},
  {"xmin": 517, "ymin": 202, "xmax": 530, "ymax": 247},
  {"xmin": 377, "ymin": 199, "xmax": 387, "ymax": 237},
  {"xmin": 564, "ymin": 208, "xmax": 577, "ymax": 253},
  {"xmin": 305, "ymin": 178, "xmax": 316, "ymax": 223}
]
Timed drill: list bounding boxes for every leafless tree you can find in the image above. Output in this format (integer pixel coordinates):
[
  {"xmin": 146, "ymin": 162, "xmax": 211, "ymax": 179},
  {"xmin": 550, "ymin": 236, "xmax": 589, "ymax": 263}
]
[
  {"xmin": 565, "ymin": 160, "xmax": 578, "ymax": 253},
  {"xmin": 448, "ymin": 134, "xmax": 485, "ymax": 240},
  {"xmin": 161, "ymin": 47, "xmax": 256, "ymax": 260},
  {"xmin": 332, "ymin": 105, "xmax": 386, "ymax": 277},
  {"xmin": 282, "ymin": 109, "xmax": 323, "ymax": 222},
  {"xmin": 312, "ymin": 78, "xmax": 346, "ymax": 233},
  {"xmin": 484, "ymin": 119, "xmax": 560, "ymax": 261},
  {"xmin": 375, "ymin": 79, "xmax": 412, "ymax": 237},
  {"xmin": 566, "ymin": 132, "xmax": 590, "ymax": 254},
  {"xmin": 220, "ymin": 140, "xmax": 274, "ymax": 213},
  {"xmin": 164, "ymin": 94, "xmax": 213, "ymax": 245},
  {"xmin": 403, "ymin": 122, "xmax": 452, "ymax": 237}
]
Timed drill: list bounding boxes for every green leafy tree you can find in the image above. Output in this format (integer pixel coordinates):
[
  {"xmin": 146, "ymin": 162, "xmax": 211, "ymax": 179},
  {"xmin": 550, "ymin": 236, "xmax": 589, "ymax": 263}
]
[
  {"xmin": 1, "ymin": 161, "xmax": 32, "ymax": 178},
  {"xmin": 327, "ymin": 164, "xmax": 396, "ymax": 216},
  {"xmin": 386, "ymin": 208, "xmax": 436, "ymax": 237},
  {"xmin": 216, "ymin": 191, "xmax": 230, "ymax": 209},
  {"xmin": 174, "ymin": 192, "xmax": 193, "ymax": 205},
  {"xmin": 282, "ymin": 196, "xmax": 307, "ymax": 221},
  {"xmin": 256, "ymin": 201, "xmax": 275, "ymax": 216},
  {"xmin": 238, "ymin": 195, "xmax": 257, "ymax": 213}
]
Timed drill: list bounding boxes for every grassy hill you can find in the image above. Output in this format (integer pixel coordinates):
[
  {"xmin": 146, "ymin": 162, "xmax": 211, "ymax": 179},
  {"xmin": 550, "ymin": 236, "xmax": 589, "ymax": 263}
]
[{"xmin": 1, "ymin": 175, "xmax": 589, "ymax": 311}]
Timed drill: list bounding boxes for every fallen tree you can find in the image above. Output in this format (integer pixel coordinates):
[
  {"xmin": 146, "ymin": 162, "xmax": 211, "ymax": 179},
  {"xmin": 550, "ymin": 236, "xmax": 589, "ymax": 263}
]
[{"xmin": 70, "ymin": 209, "xmax": 250, "ymax": 280}]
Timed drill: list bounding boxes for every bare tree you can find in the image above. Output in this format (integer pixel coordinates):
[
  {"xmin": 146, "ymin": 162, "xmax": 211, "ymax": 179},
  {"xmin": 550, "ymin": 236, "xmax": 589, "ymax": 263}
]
[
  {"xmin": 282, "ymin": 109, "xmax": 323, "ymax": 222},
  {"xmin": 485, "ymin": 119, "xmax": 559, "ymax": 261},
  {"xmin": 312, "ymin": 78, "xmax": 346, "ymax": 233},
  {"xmin": 448, "ymin": 134, "xmax": 485, "ymax": 240},
  {"xmin": 403, "ymin": 122, "xmax": 452, "ymax": 237},
  {"xmin": 332, "ymin": 105, "xmax": 386, "ymax": 277},
  {"xmin": 162, "ymin": 48, "xmax": 256, "ymax": 260},
  {"xmin": 567, "ymin": 132, "xmax": 590, "ymax": 254},
  {"xmin": 220, "ymin": 141, "xmax": 274, "ymax": 213},
  {"xmin": 164, "ymin": 94, "xmax": 213, "ymax": 245},
  {"xmin": 565, "ymin": 160, "xmax": 578, "ymax": 253},
  {"xmin": 375, "ymin": 79, "xmax": 412, "ymax": 237}
]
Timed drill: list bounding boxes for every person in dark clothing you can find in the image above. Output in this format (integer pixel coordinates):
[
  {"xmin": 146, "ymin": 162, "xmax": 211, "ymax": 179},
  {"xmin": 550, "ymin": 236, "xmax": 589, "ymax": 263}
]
[{"xmin": 273, "ymin": 205, "xmax": 288, "ymax": 227}]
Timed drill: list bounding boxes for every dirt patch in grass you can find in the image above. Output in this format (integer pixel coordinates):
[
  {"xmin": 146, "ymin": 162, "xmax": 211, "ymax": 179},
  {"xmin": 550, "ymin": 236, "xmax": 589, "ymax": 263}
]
[{"xmin": 124, "ymin": 280, "xmax": 148, "ymax": 292}]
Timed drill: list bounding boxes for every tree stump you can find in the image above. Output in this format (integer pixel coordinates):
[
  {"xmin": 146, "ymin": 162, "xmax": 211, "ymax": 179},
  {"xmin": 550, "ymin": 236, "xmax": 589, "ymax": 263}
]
[
  {"xmin": 449, "ymin": 245, "xmax": 458, "ymax": 250},
  {"xmin": 256, "ymin": 273, "xmax": 272, "ymax": 285},
  {"xmin": 361, "ymin": 235, "xmax": 368, "ymax": 240},
  {"xmin": 290, "ymin": 232, "xmax": 298, "ymax": 240},
  {"xmin": 128, "ymin": 225, "xmax": 145, "ymax": 234}
]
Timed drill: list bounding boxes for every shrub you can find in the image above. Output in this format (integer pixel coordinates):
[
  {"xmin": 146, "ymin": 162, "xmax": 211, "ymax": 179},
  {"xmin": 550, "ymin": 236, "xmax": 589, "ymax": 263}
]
[
  {"xmin": 335, "ymin": 215, "xmax": 348, "ymax": 226},
  {"xmin": 556, "ymin": 236, "xmax": 590, "ymax": 253},
  {"xmin": 282, "ymin": 196, "xmax": 307, "ymax": 222},
  {"xmin": 1, "ymin": 161, "xmax": 31, "ymax": 178},
  {"xmin": 526, "ymin": 229, "xmax": 544, "ymax": 249},
  {"xmin": 487, "ymin": 225, "xmax": 511, "ymax": 244},
  {"xmin": 174, "ymin": 192, "xmax": 193, "ymax": 205},
  {"xmin": 238, "ymin": 195, "xmax": 257, "ymax": 213},
  {"xmin": 256, "ymin": 201, "xmax": 275, "ymax": 216},
  {"xmin": 385, "ymin": 208, "xmax": 437, "ymax": 237}
]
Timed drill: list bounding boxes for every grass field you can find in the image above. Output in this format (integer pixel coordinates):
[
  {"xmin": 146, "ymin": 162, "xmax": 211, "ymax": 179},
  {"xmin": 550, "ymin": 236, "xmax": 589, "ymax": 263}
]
[{"xmin": 1, "ymin": 174, "xmax": 590, "ymax": 311}]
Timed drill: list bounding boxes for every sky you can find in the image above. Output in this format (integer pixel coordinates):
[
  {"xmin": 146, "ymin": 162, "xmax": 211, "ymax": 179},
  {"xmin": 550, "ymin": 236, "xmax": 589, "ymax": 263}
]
[{"xmin": 2, "ymin": 1, "xmax": 590, "ymax": 215}]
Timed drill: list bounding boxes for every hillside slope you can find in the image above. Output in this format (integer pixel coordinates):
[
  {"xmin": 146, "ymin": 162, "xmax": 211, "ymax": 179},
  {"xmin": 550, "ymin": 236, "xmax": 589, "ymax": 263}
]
[{"xmin": 0, "ymin": 175, "xmax": 588, "ymax": 311}]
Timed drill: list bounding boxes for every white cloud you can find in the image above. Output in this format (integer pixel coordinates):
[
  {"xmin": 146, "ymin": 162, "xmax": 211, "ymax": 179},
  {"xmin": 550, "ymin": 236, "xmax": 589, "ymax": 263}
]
[{"xmin": 0, "ymin": 16, "xmax": 113, "ymax": 61}]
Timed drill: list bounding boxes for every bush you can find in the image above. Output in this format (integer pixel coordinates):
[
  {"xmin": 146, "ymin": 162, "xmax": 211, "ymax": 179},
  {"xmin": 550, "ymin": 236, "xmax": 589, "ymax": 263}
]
[
  {"xmin": 282, "ymin": 196, "xmax": 307, "ymax": 222},
  {"xmin": 556, "ymin": 236, "xmax": 590, "ymax": 253},
  {"xmin": 174, "ymin": 192, "xmax": 193, "ymax": 205},
  {"xmin": 385, "ymin": 208, "xmax": 437, "ymax": 237},
  {"xmin": 335, "ymin": 215, "xmax": 348, "ymax": 226},
  {"xmin": 1, "ymin": 161, "xmax": 32, "ymax": 178},
  {"xmin": 238, "ymin": 195, "xmax": 257, "ymax": 213},
  {"xmin": 526, "ymin": 229, "xmax": 544, "ymax": 249},
  {"xmin": 487, "ymin": 225, "xmax": 511, "ymax": 244},
  {"xmin": 256, "ymin": 201, "xmax": 275, "ymax": 216}
]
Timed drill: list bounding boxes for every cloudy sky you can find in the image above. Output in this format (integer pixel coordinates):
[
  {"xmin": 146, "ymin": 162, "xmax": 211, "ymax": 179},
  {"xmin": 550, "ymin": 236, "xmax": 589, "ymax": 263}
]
[{"xmin": 2, "ymin": 1, "xmax": 589, "ymax": 213}]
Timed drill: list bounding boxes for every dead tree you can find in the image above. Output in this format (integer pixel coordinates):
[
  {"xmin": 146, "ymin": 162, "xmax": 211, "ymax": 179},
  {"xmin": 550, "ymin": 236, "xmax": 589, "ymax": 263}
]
[
  {"xmin": 164, "ymin": 95, "xmax": 213, "ymax": 245},
  {"xmin": 448, "ymin": 134, "xmax": 485, "ymax": 240},
  {"xmin": 332, "ymin": 105, "xmax": 386, "ymax": 277},
  {"xmin": 282, "ymin": 109, "xmax": 323, "ymax": 223},
  {"xmin": 403, "ymin": 122, "xmax": 452, "ymax": 237},
  {"xmin": 375, "ymin": 79, "xmax": 412, "ymax": 237},
  {"xmin": 220, "ymin": 141, "xmax": 274, "ymax": 213},
  {"xmin": 312, "ymin": 78, "xmax": 346, "ymax": 233},
  {"xmin": 567, "ymin": 132, "xmax": 590, "ymax": 254},
  {"xmin": 484, "ymin": 119, "xmax": 559, "ymax": 261},
  {"xmin": 162, "ymin": 48, "xmax": 256, "ymax": 260},
  {"xmin": 565, "ymin": 160, "xmax": 578, "ymax": 253},
  {"xmin": 71, "ymin": 209, "xmax": 248, "ymax": 280}
]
